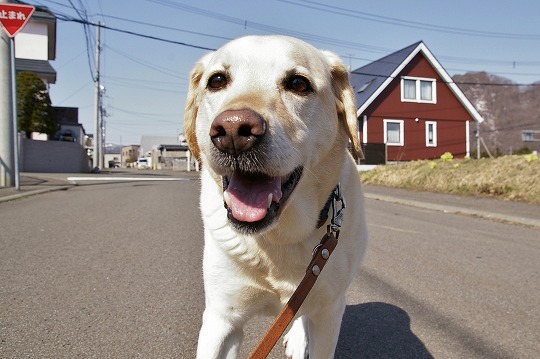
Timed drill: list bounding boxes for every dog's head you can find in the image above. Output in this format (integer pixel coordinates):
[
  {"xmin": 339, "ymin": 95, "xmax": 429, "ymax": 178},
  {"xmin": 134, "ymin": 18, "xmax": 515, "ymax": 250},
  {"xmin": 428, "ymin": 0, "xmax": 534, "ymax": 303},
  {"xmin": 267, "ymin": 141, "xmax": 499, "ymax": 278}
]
[{"xmin": 184, "ymin": 35, "xmax": 360, "ymax": 234}]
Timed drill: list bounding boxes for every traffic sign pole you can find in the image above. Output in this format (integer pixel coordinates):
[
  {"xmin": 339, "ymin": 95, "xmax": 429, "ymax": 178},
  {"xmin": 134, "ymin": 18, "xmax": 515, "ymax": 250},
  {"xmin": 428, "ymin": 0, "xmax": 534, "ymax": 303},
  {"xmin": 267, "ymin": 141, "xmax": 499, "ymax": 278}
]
[
  {"xmin": 10, "ymin": 36, "xmax": 19, "ymax": 189},
  {"xmin": 0, "ymin": 0, "xmax": 14, "ymax": 187},
  {"xmin": 0, "ymin": 1, "xmax": 35, "ymax": 189}
]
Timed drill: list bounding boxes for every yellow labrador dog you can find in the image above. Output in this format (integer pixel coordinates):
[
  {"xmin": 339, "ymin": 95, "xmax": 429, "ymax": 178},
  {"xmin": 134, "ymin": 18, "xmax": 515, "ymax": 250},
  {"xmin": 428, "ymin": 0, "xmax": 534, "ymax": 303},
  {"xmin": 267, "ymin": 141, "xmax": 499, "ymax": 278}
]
[{"xmin": 184, "ymin": 35, "xmax": 367, "ymax": 359}]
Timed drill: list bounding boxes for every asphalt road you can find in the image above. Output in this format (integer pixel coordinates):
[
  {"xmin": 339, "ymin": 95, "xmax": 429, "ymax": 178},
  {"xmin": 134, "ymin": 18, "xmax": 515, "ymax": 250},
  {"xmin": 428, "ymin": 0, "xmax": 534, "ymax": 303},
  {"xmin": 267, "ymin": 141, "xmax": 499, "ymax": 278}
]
[{"xmin": 0, "ymin": 173, "xmax": 538, "ymax": 358}]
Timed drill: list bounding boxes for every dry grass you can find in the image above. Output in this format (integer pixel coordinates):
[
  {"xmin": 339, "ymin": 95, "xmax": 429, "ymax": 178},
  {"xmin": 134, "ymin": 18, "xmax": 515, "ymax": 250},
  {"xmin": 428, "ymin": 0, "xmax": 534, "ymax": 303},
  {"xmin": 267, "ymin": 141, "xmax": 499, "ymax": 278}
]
[{"xmin": 360, "ymin": 154, "xmax": 540, "ymax": 204}]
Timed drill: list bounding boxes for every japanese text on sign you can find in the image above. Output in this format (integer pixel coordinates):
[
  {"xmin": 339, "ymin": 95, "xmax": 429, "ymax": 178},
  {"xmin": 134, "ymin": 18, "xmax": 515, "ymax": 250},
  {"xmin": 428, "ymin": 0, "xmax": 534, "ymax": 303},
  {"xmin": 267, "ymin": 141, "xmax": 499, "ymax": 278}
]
[{"xmin": 0, "ymin": 10, "xmax": 27, "ymax": 21}]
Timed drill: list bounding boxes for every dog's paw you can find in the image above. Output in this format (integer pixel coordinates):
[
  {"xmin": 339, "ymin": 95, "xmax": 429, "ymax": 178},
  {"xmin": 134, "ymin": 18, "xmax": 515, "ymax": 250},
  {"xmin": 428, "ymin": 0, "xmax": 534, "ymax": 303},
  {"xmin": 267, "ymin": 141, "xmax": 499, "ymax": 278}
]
[{"xmin": 283, "ymin": 317, "xmax": 309, "ymax": 359}]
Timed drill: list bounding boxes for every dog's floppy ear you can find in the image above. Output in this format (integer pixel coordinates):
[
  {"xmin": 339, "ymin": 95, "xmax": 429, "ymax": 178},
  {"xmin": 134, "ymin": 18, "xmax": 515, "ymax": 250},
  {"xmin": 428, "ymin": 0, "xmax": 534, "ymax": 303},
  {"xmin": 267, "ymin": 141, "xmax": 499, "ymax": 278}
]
[
  {"xmin": 321, "ymin": 50, "xmax": 362, "ymax": 159},
  {"xmin": 184, "ymin": 54, "xmax": 211, "ymax": 161}
]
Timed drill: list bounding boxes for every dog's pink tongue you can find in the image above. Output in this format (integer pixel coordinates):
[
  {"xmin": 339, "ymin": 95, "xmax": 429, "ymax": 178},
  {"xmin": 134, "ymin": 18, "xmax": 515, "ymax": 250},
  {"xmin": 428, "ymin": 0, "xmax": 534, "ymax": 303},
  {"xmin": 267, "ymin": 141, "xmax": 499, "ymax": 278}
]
[{"xmin": 225, "ymin": 173, "xmax": 282, "ymax": 222}]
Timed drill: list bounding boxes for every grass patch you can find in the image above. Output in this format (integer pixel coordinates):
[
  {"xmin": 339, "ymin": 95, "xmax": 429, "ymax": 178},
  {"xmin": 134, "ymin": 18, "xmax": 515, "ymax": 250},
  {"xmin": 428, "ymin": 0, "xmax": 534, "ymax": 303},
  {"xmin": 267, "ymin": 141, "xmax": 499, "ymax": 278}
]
[{"xmin": 360, "ymin": 154, "xmax": 540, "ymax": 204}]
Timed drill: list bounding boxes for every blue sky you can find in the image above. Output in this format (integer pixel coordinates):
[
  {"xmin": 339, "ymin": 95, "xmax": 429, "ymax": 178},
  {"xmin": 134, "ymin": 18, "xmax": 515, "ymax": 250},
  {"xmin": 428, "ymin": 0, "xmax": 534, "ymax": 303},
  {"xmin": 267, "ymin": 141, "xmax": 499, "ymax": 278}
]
[{"xmin": 31, "ymin": 0, "xmax": 540, "ymax": 145}]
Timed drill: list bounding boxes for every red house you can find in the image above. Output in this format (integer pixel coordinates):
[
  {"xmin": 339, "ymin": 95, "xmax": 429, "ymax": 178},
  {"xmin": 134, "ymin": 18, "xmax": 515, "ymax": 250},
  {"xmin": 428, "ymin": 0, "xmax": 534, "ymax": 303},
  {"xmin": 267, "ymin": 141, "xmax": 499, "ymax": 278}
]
[{"xmin": 351, "ymin": 41, "xmax": 484, "ymax": 162}]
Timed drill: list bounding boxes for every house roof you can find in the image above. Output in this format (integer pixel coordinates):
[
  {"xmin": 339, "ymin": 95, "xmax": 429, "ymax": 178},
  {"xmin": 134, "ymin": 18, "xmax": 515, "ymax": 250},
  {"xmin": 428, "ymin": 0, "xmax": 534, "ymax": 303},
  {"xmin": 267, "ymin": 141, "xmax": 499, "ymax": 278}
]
[
  {"xmin": 157, "ymin": 144, "xmax": 189, "ymax": 151},
  {"xmin": 140, "ymin": 135, "xmax": 180, "ymax": 155},
  {"xmin": 350, "ymin": 41, "xmax": 484, "ymax": 123},
  {"xmin": 15, "ymin": 58, "xmax": 57, "ymax": 83}
]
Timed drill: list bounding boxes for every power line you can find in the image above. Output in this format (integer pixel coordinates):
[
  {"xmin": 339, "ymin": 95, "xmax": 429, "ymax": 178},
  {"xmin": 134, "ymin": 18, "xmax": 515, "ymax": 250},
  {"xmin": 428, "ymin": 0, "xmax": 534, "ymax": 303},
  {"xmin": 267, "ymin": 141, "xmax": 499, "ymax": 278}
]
[
  {"xmin": 351, "ymin": 70, "xmax": 540, "ymax": 87},
  {"xmin": 43, "ymin": 0, "xmax": 540, "ymax": 77},
  {"xmin": 143, "ymin": 0, "xmax": 393, "ymax": 54},
  {"xmin": 103, "ymin": 44, "xmax": 185, "ymax": 79},
  {"xmin": 61, "ymin": 15, "xmax": 540, "ymax": 88},
  {"xmin": 104, "ymin": 78, "xmax": 186, "ymax": 94},
  {"xmin": 66, "ymin": 0, "xmax": 95, "ymax": 79},
  {"xmin": 278, "ymin": 0, "xmax": 540, "ymax": 40},
  {"xmin": 144, "ymin": 1, "xmax": 540, "ymax": 76},
  {"xmin": 109, "ymin": 105, "xmax": 180, "ymax": 119},
  {"xmin": 41, "ymin": 1, "xmax": 540, "ymax": 89},
  {"xmin": 97, "ymin": 13, "xmax": 233, "ymax": 43},
  {"xmin": 345, "ymin": 53, "xmax": 540, "ymax": 80},
  {"xmin": 64, "ymin": 17, "xmax": 216, "ymax": 51}
]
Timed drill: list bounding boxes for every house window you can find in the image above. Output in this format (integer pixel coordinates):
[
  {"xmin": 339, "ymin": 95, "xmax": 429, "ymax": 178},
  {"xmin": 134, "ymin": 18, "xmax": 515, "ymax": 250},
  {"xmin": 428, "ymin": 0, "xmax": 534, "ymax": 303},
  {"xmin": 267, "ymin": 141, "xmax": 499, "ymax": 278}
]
[
  {"xmin": 403, "ymin": 79, "xmax": 416, "ymax": 100},
  {"xmin": 522, "ymin": 130, "xmax": 540, "ymax": 142},
  {"xmin": 401, "ymin": 77, "xmax": 436, "ymax": 103},
  {"xmin": 426, "ymin": 121, "xmax": 437, "ymax": 147},
  {"xmin": 384, "ymin": 119, "xmax": 404, "ymax": 146}
]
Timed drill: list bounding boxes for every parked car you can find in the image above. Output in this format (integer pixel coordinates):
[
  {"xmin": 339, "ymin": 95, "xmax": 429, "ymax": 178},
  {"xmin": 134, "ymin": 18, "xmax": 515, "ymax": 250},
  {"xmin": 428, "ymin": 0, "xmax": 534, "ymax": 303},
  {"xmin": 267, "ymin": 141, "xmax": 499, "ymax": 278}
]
[
  {"xmin": 108, "ymin": 160, "xmax": 121, "ymax": 168},
  {"xmin": 59, "ymin": 130, "xmax": 77, "ymax": 142},
  {"xmin": 137, "ymin": 158, "xmax": 149, "ymax": 169}
]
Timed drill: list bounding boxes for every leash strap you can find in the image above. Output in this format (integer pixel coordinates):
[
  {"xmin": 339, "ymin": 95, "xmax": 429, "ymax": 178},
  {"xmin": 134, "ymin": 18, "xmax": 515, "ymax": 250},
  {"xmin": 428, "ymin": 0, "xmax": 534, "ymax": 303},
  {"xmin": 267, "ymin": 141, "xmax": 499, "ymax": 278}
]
[{"xmin": 246, "ymin": 232, "xmax": 338, "ymax": 359}]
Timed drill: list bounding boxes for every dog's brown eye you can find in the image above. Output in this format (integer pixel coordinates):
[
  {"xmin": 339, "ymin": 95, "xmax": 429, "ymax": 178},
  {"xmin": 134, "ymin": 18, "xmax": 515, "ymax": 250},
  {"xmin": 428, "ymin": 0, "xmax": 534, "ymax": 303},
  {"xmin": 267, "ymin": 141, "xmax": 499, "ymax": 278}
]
[
  {"xmin": 287, "ymin": 76, "xmax": 312, "ymax": 94},
  {"xmin": 208, "ymin": 73, "xmax": 228, "ymax": 90}
]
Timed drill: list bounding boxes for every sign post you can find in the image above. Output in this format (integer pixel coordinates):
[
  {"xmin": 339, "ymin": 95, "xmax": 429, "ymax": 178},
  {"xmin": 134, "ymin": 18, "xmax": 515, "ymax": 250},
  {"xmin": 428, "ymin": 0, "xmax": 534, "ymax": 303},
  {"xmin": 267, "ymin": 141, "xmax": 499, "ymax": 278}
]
[{"xmin": 0, "ymin": 2, "xmax": 35, "ymax": 189}]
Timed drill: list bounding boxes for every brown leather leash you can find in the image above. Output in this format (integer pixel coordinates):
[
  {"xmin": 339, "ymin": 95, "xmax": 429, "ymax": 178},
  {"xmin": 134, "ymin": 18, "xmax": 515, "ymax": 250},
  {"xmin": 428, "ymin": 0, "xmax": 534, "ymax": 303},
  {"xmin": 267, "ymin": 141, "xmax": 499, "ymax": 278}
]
[{"xmin": 247, "ymin": 184, "xmax": 345, "ymax": 359}]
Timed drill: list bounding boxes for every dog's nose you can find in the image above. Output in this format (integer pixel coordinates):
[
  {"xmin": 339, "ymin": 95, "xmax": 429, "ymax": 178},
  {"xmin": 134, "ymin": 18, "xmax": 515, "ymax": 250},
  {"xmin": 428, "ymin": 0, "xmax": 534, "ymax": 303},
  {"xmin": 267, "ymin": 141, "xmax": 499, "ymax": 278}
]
[{"xmin": 210, "ymin": 109, "xmax": 266, "ymax": 156}]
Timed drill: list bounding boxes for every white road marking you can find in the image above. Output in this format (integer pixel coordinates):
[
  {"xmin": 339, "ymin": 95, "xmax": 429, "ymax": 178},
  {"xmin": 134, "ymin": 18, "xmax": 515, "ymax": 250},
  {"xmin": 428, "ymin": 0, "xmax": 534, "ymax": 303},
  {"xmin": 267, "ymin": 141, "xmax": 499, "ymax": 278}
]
[{"xmin": 67, "ymin": 177, "xmax": 187, "ymax": 182}]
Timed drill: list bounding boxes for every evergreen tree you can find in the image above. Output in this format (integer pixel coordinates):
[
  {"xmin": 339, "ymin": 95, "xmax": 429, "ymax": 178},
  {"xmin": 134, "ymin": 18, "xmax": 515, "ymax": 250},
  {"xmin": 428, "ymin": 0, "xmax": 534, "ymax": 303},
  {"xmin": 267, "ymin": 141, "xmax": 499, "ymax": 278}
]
[{"xmin": 16, "ymin": 72, "xmax": 56, "ymax": 138}]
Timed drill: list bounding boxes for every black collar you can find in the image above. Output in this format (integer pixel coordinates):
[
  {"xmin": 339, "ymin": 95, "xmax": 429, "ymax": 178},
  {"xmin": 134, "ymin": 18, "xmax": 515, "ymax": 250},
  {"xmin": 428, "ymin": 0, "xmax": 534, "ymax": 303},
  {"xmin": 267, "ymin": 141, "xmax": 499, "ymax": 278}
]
[{"xmin": 316, "ymin": 184, "xmax": 339, "ymax": 229}]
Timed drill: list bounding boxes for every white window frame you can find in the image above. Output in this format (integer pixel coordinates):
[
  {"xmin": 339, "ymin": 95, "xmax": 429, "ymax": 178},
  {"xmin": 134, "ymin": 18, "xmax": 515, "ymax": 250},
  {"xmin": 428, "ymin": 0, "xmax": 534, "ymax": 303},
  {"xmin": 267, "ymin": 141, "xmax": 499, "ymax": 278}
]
[
  {"xmin": 425, "ymin": 121, "xmax": 437, "ymax": 147},
  {"xmin": 383, "ymin": 119, "xmax": 404, "ymax": 146},
  {"xmin": 362, "ymin": 115, "xmax": 368, "ymax": 143},
  {"xmin": 401, "ymin": 76, "xmax": 437, "ymax": 104}
]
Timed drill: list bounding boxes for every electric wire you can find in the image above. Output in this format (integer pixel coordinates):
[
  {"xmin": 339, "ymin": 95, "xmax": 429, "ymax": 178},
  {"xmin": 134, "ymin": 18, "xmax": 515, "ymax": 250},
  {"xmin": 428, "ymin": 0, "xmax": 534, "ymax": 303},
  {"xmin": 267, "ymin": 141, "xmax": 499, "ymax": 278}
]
[
  {"xmin": 277, "ymin": 0, "xmax": 540, "ymax": 40},
  {"xmin": 66, "ymin": 0, "xmax": 96, "ymax": 80},
  {"xmin": 39, "ymin": 0, "xmax": 540, "ymax": 87}
]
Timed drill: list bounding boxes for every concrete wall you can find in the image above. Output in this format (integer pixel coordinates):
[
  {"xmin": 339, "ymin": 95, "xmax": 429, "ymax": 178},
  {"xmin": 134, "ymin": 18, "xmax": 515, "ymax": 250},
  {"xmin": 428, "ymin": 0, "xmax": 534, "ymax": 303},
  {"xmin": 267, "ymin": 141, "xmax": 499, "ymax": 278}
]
[{"xmin": 21, "ymin": 138, "xmax": 91, "ymax": 173}]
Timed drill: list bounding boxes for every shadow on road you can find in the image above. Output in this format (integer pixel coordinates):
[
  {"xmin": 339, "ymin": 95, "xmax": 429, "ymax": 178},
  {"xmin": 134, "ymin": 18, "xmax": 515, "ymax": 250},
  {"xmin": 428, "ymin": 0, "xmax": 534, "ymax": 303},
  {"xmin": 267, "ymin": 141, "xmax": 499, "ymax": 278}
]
[{"xmin": 336, "ymin": 302, "xmax": 434, "ymax": 359}]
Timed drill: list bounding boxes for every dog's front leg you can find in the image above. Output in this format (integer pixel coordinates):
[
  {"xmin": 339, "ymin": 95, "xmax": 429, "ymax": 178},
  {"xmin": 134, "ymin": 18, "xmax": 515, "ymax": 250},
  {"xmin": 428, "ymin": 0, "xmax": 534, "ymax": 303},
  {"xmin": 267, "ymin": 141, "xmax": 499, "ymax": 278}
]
[
  {"xmin": 306, "ymin": 295, "xmax": 347, "ymax": 359},
  {"xmin": 196, "ymin": 308, "xmax": 243, "ymax": 359}
]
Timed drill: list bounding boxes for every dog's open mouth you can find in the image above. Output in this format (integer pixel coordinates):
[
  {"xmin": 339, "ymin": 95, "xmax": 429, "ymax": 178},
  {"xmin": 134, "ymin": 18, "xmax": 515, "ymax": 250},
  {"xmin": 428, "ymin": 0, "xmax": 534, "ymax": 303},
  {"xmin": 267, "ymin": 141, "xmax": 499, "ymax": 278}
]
[{"xmin": 222, "ymin": 166, "xmax": 303, "ymax": 233}]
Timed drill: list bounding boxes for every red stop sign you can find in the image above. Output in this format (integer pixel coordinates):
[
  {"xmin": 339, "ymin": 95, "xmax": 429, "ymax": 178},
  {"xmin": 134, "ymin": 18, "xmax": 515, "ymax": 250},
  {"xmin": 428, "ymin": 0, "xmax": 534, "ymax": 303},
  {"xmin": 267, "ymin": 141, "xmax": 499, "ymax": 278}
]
[{"xmin": 0, "ymin": 3, "xmax": 35, "ymax": 38}]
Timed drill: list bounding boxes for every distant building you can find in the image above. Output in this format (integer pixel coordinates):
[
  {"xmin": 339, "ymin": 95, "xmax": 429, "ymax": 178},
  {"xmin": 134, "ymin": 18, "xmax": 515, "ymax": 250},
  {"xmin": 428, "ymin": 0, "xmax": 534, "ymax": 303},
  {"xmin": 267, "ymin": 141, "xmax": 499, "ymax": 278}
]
[
  {"xmin": 121, "ymin": 145, "xmax": 140, "ymax": 168},
  {"xmin": 139, "ymin": 135, "xmax": 179, "ymax": 157},
  {"xmin": 154, "ymin": 144, "xmax": 191, "ymax": 171}
]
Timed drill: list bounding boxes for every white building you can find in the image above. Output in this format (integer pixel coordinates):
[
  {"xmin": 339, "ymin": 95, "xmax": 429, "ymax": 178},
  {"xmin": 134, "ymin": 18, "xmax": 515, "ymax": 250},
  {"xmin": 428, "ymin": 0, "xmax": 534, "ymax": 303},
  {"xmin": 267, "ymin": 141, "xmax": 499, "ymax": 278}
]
[{"xmin": 14, "ymin": 2, "xmax": 56, "ymax": 87}]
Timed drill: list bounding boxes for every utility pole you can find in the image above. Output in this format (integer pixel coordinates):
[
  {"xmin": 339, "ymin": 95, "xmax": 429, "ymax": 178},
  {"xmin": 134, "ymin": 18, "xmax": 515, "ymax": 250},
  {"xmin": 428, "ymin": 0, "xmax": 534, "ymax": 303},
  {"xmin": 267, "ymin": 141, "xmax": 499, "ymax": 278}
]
[
  {"xmin": 100, "ymin": 102, "xmax": 106, "ymax": 168},
  {"xmin": 347, "ymin": 53, "xmax": 354, "ymax": 72},
  {"xmin": 0, "ymin": 1, "xmax": 14, "ymax": 187},
  {"xmin": 92, "ymin": 22, "xmax": 101, "ymax": 170}
]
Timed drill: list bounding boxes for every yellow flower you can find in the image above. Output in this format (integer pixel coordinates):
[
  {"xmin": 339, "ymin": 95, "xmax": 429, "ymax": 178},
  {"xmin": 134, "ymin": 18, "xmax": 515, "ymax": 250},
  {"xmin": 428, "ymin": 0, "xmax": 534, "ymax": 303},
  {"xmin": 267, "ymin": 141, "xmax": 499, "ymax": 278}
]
[{"xmin": 440, "ymin": 152, "xmax": 453, "ymax": 162}]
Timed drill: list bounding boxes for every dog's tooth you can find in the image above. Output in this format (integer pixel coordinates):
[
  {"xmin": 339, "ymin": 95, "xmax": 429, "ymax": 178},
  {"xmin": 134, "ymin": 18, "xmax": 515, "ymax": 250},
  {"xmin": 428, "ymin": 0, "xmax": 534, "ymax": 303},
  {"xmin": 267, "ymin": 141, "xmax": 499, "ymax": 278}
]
[
  {"xmin": 224, "ymin": 191, "xmax": 232, "ymax": 207},
  {"xmin": 267, "ymin": 194, "xmax": 273, "ymax": 208}
]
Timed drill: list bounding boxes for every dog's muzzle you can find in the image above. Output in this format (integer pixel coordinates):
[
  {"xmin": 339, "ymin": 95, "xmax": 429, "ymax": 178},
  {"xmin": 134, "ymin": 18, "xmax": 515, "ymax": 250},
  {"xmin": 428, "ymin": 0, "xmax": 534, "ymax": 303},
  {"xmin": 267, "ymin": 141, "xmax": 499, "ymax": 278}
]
[{"xmin": 209, "ymin": 109, "xmax": 303, "ymax": 233}]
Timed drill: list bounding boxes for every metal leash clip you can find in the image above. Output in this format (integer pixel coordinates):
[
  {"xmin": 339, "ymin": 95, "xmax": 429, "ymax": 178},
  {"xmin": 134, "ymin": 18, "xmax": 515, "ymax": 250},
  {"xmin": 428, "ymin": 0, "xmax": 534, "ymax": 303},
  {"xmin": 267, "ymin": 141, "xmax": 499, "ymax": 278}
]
[{"xmin": 327, "ymin": 183, "xmax": 346, "ymax": 238}]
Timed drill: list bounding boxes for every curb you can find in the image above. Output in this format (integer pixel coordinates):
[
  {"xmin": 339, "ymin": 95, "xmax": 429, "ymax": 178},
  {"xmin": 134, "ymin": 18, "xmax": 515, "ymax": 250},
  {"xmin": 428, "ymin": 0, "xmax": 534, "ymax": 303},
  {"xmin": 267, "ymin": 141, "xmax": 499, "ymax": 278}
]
[
  {"xmin": 364, "ymin": 193, "xmax": 540, "ymax": 229},
  {"xmin": 0, "ymin": 185, "xmax": 74, "ymax": 203}
]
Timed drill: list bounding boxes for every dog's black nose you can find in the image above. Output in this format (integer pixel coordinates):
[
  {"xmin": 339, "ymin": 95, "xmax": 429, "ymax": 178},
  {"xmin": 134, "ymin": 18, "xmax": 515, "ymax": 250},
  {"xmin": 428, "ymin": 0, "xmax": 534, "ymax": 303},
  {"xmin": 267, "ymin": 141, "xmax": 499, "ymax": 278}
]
[{"xmin": 210, "ymin": 109, "xmax": 266, "ymax": 156}]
